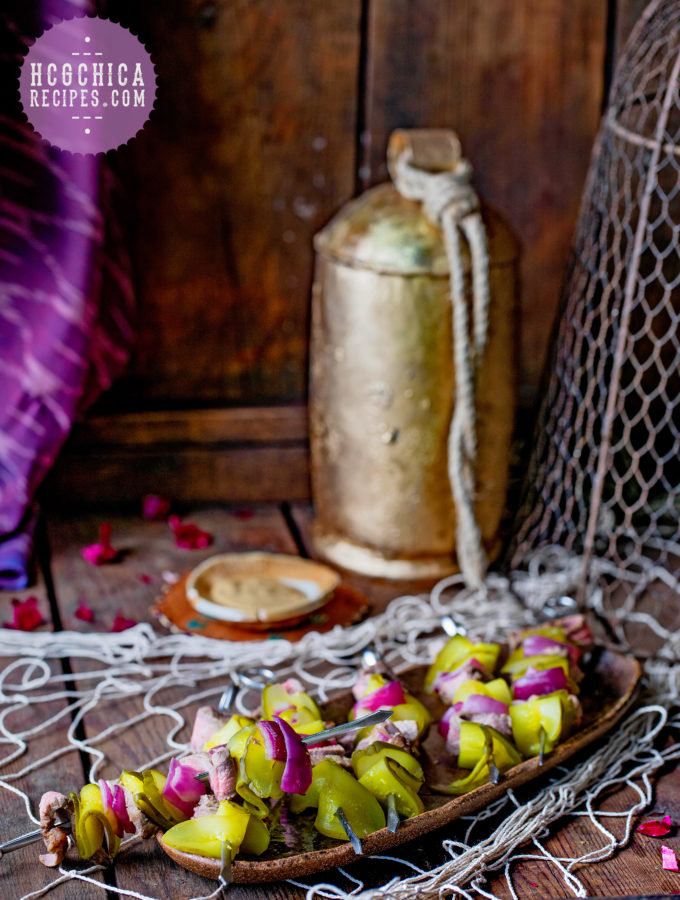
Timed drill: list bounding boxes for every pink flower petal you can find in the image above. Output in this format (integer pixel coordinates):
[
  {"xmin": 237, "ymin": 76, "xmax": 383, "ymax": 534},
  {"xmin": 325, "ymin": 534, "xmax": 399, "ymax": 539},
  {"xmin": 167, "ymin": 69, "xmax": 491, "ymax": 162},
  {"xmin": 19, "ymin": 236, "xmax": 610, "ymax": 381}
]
[
  {"xmin": 168, "ymin": 515, "xmax": 213, "ymax": 550},
  {"xmin": 142, "ymin": 494, "xmax": 171, "ymax": 521},
  {"xmin": 74, "ymin": 602, "xmax": 95, "ymax": 624},
  {"xmin": 662, "ymin": 845, "xmax": 679, "ymax": 871},
  {"xmin": 81, "ymin": 523, "xmax": 121, "ymax": 566},
  {"xmin": 110, "ymin": 614, "xmax": 137, "ymax": 633},
  {"xmin": 4, "ymin": 596, "xmax": 44, "ymax": 631},
  {"xmin": 638, "ymin": 817, "xmax": 672, "ymax": 837},
  {"xmin": 139, "ymin": 573, "xmax": 153, "ymax": 584}
]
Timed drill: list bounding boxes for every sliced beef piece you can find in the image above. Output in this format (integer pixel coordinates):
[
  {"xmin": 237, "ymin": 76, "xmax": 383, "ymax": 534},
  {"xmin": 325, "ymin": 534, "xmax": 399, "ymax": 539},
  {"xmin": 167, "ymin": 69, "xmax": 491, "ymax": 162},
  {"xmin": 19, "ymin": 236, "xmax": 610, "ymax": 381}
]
[
  {"xmin": 191, "ymin": 706, "xmax": 228, "ymax": 751},
  {"xmin": 444, "ymin": 712, "xmax": 512, "ymax": 756},
  {"xmin": 120, "ymin": 784, "xmax": 156, "ymax": 839},
  {"xmin": 207, "ymin": 746, "xmax": 237, "ymax": 801},
  {"xmin": 193, "ymin": 794, "xmax": 221, "ymax": 818},
  {"xmin": 38, "ymin": 791, "xmax": 73, "ymax": 868},
  {"xmin": 433, "ymin": 658, "xmax": 491, "ymax": 705},
  {"xmin": 308, "ymin": 742, "xmax": 351, "ymax": 768},
  {"xmin": 354, "ymin": 720, "xmax": 410, "ymax": 753},
  {"xmin": 392, "ymin": 720, "xmax": 419, "ymax": 744},
  {"xmin": 180, "ymin": 751, "xmax": 210, "ymax": 773},
  {"xmin": 469, "ymin": 712, "xmax": 512, "ymax": 739}
]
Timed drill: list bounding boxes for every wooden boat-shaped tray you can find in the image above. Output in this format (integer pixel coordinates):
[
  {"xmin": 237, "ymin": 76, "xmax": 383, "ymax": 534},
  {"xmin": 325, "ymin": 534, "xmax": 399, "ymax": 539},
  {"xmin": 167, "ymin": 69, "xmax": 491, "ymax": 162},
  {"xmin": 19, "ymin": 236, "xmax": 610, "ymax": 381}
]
[{"xmin": 158, "ymin": 646, "xmax": 641, "ymax": 882}]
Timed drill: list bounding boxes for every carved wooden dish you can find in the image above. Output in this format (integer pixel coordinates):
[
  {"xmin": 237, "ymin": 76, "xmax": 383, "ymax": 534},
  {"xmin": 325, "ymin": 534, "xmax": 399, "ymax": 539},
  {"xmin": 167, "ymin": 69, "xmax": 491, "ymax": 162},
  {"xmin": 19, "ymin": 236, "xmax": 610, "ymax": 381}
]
[{"xmin": 157, "ymin": 646, "xmax": 641, "ymax": 883}]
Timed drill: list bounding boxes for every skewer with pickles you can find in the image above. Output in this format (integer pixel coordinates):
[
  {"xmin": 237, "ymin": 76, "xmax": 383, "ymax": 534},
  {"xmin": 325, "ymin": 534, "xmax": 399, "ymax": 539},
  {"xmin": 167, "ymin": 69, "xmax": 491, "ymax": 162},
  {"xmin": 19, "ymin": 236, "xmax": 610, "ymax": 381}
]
[
  {"xmin": 503, "ymin": 621, "xmax": 588, "ymax": 763},
  {"xmin": 23, "ymin": 699, "xmax": 393, "ymax": 874},
  {"xmin": 426, "ymin": 628, "xmax": 520, "ymax": 793},
  {"xmin": 342, "ymin": 650, "xmax": 431, "ymax": 831},
  {"xmin": 430, "ymin": 616, "xmax": 593, "ymax": 793},
  {"xmin": 4, "ymin": 616, "xmax": 596, "ymax": 874}
]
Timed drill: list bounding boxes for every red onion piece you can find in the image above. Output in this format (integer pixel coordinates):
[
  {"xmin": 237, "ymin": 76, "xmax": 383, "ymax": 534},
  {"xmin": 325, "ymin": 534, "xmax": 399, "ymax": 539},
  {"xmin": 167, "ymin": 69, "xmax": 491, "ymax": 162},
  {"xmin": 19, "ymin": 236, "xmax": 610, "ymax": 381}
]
[
  {"xmin": 353, "ymin": 680, "xmax": 405, "ymax": 716},
  {"xmin": 433, "ymin": 658, "xmax": 488, "ymax": 689},
  {"xmin": 111, "ymin": 785, "xmax": 134, "ymax": 834},
  {"xmin": 513, "ymin": 666, "xmax": 567, "ymax": 700},
  {"xmin": 438, "ymin": 694, "xmax": 508, "ymax": 738},
  {"xmin": 258, "ymin": 720, "xmax": 287, "ymax": 762},
  {"xmin": 98, "ymin": 780, "xmax": 133, "ymax": 837},
  {"xmin": 162, "ymin": 758, "xmax": 207, "ymax": 819},
  {"xmin": 98, "ymin": 779, "xmax": 113, "ymax": 810},
  {"xmin": 522, "ymin": 634, "xmax": 581, "ymax": 663},
  {"xmin": 274, "ymin": 715, "xmax": 312, "ymax": 794},
  {"xmin": 438, "ymin": 705, "xmax": 458, "ymax": 739},
  {"xmin": 459, "ymin": 694, "xmax": 509, "ymax": 716}
]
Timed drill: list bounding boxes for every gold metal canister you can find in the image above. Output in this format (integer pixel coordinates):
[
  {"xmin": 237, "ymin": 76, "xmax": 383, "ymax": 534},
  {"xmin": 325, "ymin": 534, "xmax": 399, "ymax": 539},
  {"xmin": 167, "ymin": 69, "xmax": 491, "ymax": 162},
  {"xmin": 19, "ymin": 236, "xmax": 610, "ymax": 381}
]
[{"xmin": 309, "ymin": 130, "xmax": 518, "ymax": 579}]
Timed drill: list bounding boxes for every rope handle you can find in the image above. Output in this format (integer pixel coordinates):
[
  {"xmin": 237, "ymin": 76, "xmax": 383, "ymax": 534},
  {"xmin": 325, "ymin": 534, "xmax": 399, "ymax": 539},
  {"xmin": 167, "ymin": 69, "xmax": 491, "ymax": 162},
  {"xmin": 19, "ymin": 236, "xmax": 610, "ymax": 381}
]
[{"xmin": 389, "ymin": 131, "xmax": 491, "ymax": 587}]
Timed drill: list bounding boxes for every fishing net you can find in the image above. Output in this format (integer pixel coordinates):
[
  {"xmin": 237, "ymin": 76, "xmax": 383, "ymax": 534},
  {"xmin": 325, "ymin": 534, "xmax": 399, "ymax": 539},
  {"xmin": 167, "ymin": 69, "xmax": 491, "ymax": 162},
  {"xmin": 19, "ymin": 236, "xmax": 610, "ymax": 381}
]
[
  {"xmin": 511, "ymin": 0, "xmax": 680, "ymax": 655},
  {"xmin": 0, "ymin": 559, "xmax": 678, "ymax": 900}
]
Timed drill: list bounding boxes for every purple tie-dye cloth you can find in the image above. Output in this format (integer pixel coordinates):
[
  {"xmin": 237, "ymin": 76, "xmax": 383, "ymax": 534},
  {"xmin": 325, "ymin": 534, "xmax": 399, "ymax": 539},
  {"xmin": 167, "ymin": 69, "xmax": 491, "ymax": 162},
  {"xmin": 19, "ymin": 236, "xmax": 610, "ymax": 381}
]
[
  {"xmin": 0, "ymin": 0, "xmax": 134, "ymax": 588},
  {"xmin": 0, "ymin": 507, "xmax": 38, "ymax": 590}
]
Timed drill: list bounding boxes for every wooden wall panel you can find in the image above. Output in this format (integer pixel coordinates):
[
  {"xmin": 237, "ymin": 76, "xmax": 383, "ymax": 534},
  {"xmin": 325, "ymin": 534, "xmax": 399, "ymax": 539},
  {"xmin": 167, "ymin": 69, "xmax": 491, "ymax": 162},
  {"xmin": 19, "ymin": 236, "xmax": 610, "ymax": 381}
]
[
  {"xmin": 112, "ymin": 0, "xmax": 362, "ymax": 405},
  {"xmin": 52, "ymin": 0, "xmax": 642, "ymax": 504},
  {"xmin": 45, "ymin": 406, "xmax": 310, "ymax": 507},
  {"xmin": 360, "ymin": 0, "xmax": 609, "ymax": 407},
  {"xmin": 614, "ymin": 0, "xmax": 651, "ymax": 62}
]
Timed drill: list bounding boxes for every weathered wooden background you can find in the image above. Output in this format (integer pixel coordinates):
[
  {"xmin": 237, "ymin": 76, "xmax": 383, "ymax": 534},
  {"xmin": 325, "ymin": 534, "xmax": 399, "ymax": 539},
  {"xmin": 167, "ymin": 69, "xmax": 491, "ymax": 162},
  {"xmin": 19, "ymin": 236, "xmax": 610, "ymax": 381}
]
[{"xmin": 48, "ymin": 0, "xmax": 650, "ymax": 506}]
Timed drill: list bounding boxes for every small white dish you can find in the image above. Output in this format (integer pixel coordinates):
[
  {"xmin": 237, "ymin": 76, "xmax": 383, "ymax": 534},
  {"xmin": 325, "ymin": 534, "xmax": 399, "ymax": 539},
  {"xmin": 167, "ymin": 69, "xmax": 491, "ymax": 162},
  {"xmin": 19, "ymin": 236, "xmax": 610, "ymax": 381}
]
[{"xmin": 185, "ymin": 552, "xmax": 340, "ymax": 626}]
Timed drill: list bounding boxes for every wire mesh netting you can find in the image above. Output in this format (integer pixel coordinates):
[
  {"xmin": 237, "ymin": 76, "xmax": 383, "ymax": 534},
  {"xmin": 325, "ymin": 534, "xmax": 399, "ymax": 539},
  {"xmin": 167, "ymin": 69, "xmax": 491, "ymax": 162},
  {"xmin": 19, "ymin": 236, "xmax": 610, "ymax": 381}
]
[{"xmin": 511, "ymin": 0, "xmax": 680, "ymax": 647}]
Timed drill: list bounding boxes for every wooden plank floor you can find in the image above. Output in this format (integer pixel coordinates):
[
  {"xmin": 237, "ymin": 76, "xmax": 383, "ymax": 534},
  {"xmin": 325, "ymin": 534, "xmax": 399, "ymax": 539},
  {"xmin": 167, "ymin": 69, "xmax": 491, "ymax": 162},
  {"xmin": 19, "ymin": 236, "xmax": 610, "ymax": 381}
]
[{"xmin": 0, "ymin": 503, "xmax": 677, "ymax": 899}]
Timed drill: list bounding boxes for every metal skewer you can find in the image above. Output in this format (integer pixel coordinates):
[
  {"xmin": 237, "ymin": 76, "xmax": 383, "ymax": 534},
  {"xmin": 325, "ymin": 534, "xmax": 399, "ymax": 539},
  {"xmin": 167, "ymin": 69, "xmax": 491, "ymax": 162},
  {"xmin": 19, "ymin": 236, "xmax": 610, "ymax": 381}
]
[
  {"xmin": 194, "ymin": 709, "xmax": 394, "ymax": 784},
  {"xmin": 0, "ymin": 820, "xmax": 70, "ymax": 857},
  {"xmin": 538, "ymin": 726, "xmax": 547, "ymax": 767},
  {"xmin": 386, "ymin": 794, "xmax": 400, "ymax": 833},
  {"xmin": 301, "ymin": 708, "xmax": 392, "ymax": 746},
  {"xmin": 483, "ymin": 727, "xmax": 500, "ymax": 785},
  {"xmin": 1, "ymin": 712, "xmax": 395, "ymax": 857},
  {"xmin": 335, "ymin": 807, "xmax": 363, "ymax": 855},
  {"xmin": 540, "ymin": 595, "xmax": 578, "ymax": 619},
  {"xmin": 441, "ymin": 615, "xmax": 467, "ymax": 637},
  {"xmin": 361, "ymin": 647, "xmax": 398, "ymax": 682},
  {"xmin": 218, "ymin": 667, "xmax": 276, "ymax": 714},
  {"xmin": 218, "ymin": 838, "xmax": 232, "ymax": 893}
]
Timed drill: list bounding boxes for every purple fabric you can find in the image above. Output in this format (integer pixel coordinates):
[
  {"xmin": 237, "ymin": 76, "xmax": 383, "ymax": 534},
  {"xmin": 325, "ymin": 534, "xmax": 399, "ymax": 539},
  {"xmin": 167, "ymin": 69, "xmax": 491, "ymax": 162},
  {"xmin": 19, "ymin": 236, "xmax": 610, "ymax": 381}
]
[
  {"xmin": 0, "ymin": 1, "xmax": 134, "ymax": 583},
  {"xmin": 0, "ymin": 507, "xmax": 38, "ymax": 590}
]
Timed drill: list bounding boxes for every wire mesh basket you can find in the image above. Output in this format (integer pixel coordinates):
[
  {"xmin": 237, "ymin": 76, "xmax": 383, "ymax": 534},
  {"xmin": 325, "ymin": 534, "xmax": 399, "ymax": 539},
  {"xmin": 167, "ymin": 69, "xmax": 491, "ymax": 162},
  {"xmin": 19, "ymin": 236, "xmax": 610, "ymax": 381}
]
[{"xmin": 511, "ymin": 0, "xmax": 680, "ymax": 648}]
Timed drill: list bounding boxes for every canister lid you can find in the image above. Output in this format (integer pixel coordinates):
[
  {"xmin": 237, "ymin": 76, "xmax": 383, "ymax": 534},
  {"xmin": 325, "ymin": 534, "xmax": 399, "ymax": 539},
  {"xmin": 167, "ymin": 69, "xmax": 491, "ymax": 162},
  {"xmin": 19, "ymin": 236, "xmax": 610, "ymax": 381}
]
[{"xmin": 314, "ymin": 183, "xmax": 518, "ymax": 276}]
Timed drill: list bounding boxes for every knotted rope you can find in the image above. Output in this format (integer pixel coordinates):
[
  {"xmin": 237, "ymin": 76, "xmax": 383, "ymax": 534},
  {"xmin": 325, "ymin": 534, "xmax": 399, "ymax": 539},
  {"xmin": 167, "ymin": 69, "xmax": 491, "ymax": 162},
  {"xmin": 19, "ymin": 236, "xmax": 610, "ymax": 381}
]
[{"xmin": 392, "ymin": 151, "xmax": 490, "ymax": 587}]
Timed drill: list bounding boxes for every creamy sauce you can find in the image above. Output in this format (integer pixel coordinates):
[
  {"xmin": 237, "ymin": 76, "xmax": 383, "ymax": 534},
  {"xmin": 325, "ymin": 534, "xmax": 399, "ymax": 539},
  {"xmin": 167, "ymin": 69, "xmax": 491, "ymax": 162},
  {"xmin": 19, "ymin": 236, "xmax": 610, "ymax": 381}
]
[{"xmin": 192, "ymin": 567, "xmax": 310, "ymax": 621}]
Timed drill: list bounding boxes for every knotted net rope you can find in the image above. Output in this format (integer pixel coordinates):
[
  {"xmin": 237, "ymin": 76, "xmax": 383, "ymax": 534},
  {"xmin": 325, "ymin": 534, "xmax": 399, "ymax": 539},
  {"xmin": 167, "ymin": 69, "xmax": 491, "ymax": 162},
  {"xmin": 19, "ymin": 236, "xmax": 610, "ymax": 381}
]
[
  {"xmin": 0, "ymin": 547, "xmax": 678, "ymax": 899},
  {"xmin": 392, "ymin": 150, "xmax": 490, "ymax": 587}
]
